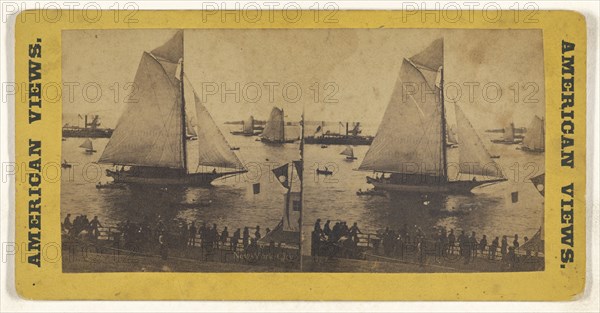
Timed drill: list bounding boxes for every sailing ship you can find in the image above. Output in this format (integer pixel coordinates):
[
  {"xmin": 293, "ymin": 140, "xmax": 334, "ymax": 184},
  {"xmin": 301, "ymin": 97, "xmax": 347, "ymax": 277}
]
[
  {"xmin": 521, "ymin": 115, "xmax": 545, "ymax": 153},
  {"xmin": 304, "ymin": 121, "xmax": 374, "ymax": 146},
  {"xmin": 79, "ymin": 138, "xmax": 96, "ymax": 154},
  {"xmin": 98, "ymin": 30, "xmax": 246, "ymax": 186},
  {"xmin": 340, "ymin": 146, "xmax": 357, "ymax": 160},
  {"xmin": 491, "ymin": 122, "xmax": 522, "ymax": 144},
  {"xmin": 230, "ymin": 115, "xmax": 256, "ymax": 136},
  {"xmin": 358, "ymin": 39, "xmax": 506, "ymax": 194},
  {"xmin": 260, "ymin": 107, "xmax": 295, "ymax": 144}
]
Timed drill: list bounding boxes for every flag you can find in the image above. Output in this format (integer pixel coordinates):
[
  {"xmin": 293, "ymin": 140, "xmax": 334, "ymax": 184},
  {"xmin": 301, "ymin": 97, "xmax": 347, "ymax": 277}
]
[
  {"xmin": 252, "ymin": 183, "xmax": 260, "ymax": 195},
  {"xmin": 272, "ymin": 163, "xmax": 289, "ymax": 189},
  {"xmin": 293, "ymin": 160, "xmax": 303, "ymax": 181},
  {"xmin": 530, "ymin": 173, "xmax": 545, "ymax": 196},
  {"xmin": 511, "ymin": 191, "xmax": 519, "ymax": 203}
]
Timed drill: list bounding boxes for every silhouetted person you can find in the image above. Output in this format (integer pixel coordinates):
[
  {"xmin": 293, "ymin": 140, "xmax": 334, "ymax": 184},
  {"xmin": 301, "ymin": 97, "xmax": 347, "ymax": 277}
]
[
  {"xmin": 255, "ymin": 226, "xmax": 261, "ymax": 241},
  {"xmin": 311, "ymin": 229, "xmax": 321, "ymax": 261},
  {"xmin": 469, "ymin": 231, "xmax": 478, "ymax": 259},
  {"xmin": 188, "ymin": 222, "xmax": 197, "ymax": 247},
  {"xmin": 490, "ymin": 236, "xmax": 499, "ymax": 260},
  {"xmin": 447, "ymin": 229, "xmax": 456, "ymax": 254},
  {"xmin": 349, "ymin": 222, "xmax": 362, "ymax": 243},
  {"xmin": 323, "ymin": 220, "xmax": 331, "ymax": 239},
  {"xmin": 243, "ymin": 227, "xmax": 250, "ymax": 250},
  {"xmin": 211, "ymin": 224, "xmax": 219, "ymax": 248},
  {"xmin": 63, "ymin": 214, "xmax": 72, "ymax": 234},
  {"xmin": 232, "ymin": 228, "xmax": 241, "ymax": 252},
  {"xmin": 89, "ymin": 216, "xmax": 103, "ymax": 239},
  {"xmin": 501, "ymin": 235, "xmax": 508, "ymax": 257},
  {"xmin": 479, "ymin": 235, "xmax": 487, "ymax": 256},
  {"xmin": 513, "ymin": 234, "xmax": 520, "ymax": 250},
  {"xmin": 220, "ymin": 227, "xmax": 229, "ymax": 247}
]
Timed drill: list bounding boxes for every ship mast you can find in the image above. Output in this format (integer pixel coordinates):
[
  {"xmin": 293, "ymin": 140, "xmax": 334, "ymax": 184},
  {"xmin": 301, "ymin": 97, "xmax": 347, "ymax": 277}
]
[
  {"xmin": 282, "ymin": 108, "xmax": 285, "ymax": 143},
  {"xmin": 440, "ymin": 67, "xmax": 448, "ymax": 181},
  {"xmin": 179, "ymin": 32, "xmax": 188, "ymax": 173},
  {"xmin": 299, "ymin": 109, "xmax": 305, "ymax": 271}
]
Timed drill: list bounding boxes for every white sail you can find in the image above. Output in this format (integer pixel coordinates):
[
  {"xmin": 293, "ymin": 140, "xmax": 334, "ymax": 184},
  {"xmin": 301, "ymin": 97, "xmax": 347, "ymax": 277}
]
[
  {"xmin": 523, "ymin": 116, "xmax": 545, "ymax": 151},
  {"xmin": 193, "ymin": 92, "xmax": 245, "ymax": 170},
  {"xmin": 455, "ymin": 105, "xmax": 504, "ymax": 178},
  {"xmin": 503, "ymin": 122, "xmax": 515, "ymax": 142},
  {"xmin": 183, "ymin": 75, "xmax": 198, "ymax": 138},
  {"xmin": 340, "ymin": 146, "xmax": 354, "ymax": 157},
  {"xmin": 359, "ymin": 57, "xmax": 443, "ymax": 176},
  {"xmin": 98, "ymin": 51, "xmax": 184, "ymax": 169},
  {"xmin": 447, "ymin": 125, "xmax": 458, "ymax": 144},
  {"xmin": 283, "ymin": 192, "xmax": 301, "ymax": 232},
  {"xmin": 79, "ymin": 138, "xmax": 93, "ymax": 150},
  {"xmin": 243, "ymin": 116, "xmax": 254, "ymax": 134},
  {"xmin": 262, "ymin": 107, "xmax": 285, "ymax": 142}
]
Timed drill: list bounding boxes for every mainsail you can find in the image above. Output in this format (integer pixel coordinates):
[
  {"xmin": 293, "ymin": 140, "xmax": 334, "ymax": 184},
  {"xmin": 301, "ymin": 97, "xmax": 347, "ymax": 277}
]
[
  {"xmin": 340, "ymin": 146, "xmax": 354, "ymax": 158},
  {"xmin": 359, "ymin": 43, "xmax": 443, "ymax": 176},
  {"xmin": 523, "ymin": 116, "xmax": 545, "ymax": 151},
  {"xmin": 455, "ymin": 105, "xmax": 504, "ymax": 178},
  {"xmin": 99, "ymin": 30, "xmax": 244, "ymax": 171},
  {"xmin": 98, "ymin": 51, "xmax": 184, "ymax": 169},
  {"xmin": 262, "ymin": 107, "xmax": 285, "ymax": 142}
]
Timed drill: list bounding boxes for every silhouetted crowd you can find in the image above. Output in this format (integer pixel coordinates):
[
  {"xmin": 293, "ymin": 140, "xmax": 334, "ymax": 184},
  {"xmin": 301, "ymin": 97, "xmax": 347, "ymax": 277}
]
[
  {"xmin": 62, "ymin": 214, "xmax": 103, "ymax": 239},
  {"xmin": 63, "ymin": 213, "xmax": 275, "ymax": 261},
  {"xmin": 311, "ymin": 219, "xmax": 536, "ymax": 268}
]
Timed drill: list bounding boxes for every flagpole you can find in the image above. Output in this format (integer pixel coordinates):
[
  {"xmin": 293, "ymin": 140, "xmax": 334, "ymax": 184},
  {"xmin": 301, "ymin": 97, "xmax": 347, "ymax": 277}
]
[{"xmin": 299, "ymin": 110, "xmax": 305, "ymax": 271}]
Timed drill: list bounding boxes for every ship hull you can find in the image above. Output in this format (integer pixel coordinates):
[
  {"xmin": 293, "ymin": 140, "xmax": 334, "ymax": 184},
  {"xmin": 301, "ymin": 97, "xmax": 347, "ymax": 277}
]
[
  {"xmin": 106, "ymin": 168, "xmax": 246, "ymax": 186},
  {"xmin": 521, "ymin": 147, "xmax": 544, "ymax": 153},
  {"xmin": 366, "ymin": 176, "xmax": 506, "ymax": 194},
  {"xmin": 260, "ymin": 138, "xmax": 295, "ymax": 144},
  {"xmin": 305, "ymin": 135, "xmax": 373, "ymax": 146},
  {"xmin": 230, "ymin": 131, "xmax": 254, "ymax": 136}
]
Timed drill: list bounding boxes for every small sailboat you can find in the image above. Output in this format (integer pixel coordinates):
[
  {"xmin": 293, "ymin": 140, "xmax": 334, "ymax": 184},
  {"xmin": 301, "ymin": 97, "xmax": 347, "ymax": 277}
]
[
  {"xmin": 260, "ymin": 107, "xmax": 295, "ymax": 144},
  {"xmin": 340, "ymin": 145, "xmax": 357, "ymax": 160},
  {"xmin": 231, "ymin": 115, "xmax": 255, "ymax": 136},
  {"xmin": 316, "ymin": 167, "xmax": 333, "ymax": 176},
  {"xmin": 358, "ymin": 38, "xmax": 506, "ymax": 194},
  {"xmin": 97, "ymin": 30, "xmax": 246, "ymax": 186},
  {"xmin": 491, "ymin": 122, "xmax": 522, "ymax": 144},
  {"xmin": 521, "ymin": 115, "xmax": 545, "ymax": 153},
  {"xmin": 356, "ymin": 188, "xmax": 386, "ymax": 197},
  {"xmin": 79, "ymin": 138, "xmax": 96, "ymax": 154},
  {"xmin": 61, "ymin": 160, "xmax": 72, "ymax": 169}
]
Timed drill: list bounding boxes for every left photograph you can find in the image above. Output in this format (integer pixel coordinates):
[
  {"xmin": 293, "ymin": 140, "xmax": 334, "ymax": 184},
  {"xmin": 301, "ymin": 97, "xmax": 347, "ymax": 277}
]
[{"xmin": 60, "ymin": 29, "xmax": 302, "ymax": 272}]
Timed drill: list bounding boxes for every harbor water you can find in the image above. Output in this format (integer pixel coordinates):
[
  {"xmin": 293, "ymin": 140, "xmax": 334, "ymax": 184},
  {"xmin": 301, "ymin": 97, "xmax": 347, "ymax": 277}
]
[
  {"xmin": 302, "ymin": 131, "xmax": 544, "ymax": 256},
  {"xmin": 61, "ymin": 126, "xmax": 301, "ymax": 235},
  {"xmin": 61, "ymin": 126, "xmax": 543, "ymax": 257}
]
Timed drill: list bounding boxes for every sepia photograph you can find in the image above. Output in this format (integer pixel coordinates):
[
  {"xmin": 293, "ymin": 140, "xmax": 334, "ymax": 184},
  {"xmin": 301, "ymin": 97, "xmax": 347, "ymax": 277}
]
[{"xmin": 60, "ymin": 28, "xmax": 544, "ymax": 274}]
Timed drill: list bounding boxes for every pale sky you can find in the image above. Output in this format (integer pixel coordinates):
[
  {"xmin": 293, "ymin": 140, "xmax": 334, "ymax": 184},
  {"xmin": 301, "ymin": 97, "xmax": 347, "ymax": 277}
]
[{"xmin": 62, "ymin": 28, "xmax": 544, "ymax": 131}]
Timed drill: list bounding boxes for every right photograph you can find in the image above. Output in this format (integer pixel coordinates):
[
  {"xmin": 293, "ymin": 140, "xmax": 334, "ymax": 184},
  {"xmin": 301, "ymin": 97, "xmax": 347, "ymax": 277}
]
[{"xmin": 302, "ymin": 29, "xmax": 545, "ymax": 273}]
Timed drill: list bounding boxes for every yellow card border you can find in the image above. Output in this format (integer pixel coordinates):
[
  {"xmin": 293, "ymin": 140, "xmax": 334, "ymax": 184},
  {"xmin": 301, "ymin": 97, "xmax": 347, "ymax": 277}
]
[{"xmin": 14, "ymin": 10, "xmax": 586, "ymax": 300}]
